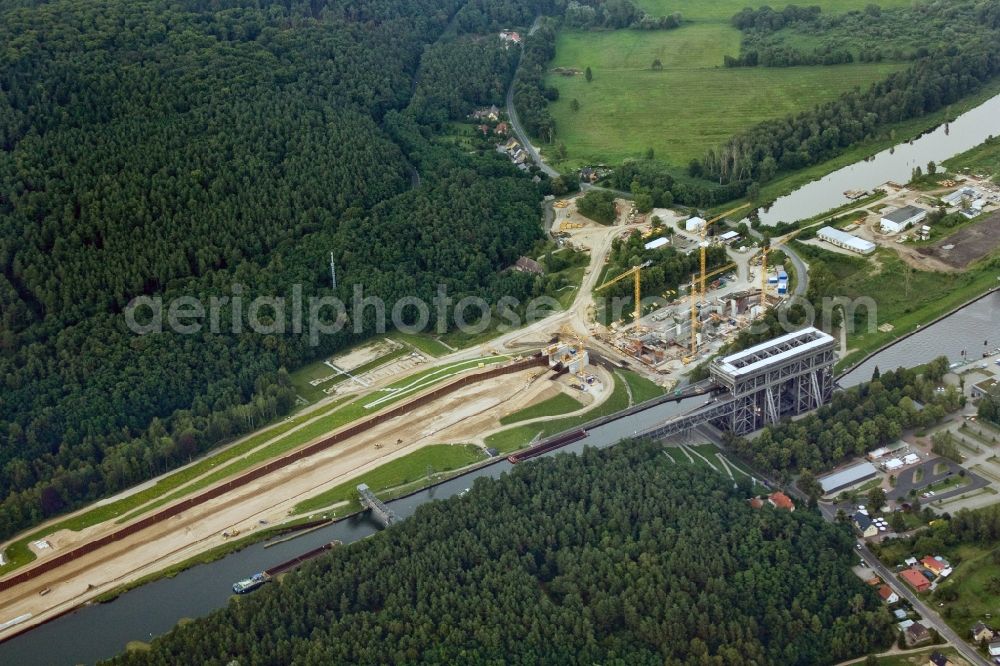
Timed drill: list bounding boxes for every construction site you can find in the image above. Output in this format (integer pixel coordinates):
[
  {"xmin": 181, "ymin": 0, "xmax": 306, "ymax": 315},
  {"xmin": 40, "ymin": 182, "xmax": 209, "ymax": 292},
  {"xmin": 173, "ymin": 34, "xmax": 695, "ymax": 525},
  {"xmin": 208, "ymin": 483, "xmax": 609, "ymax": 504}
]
[{"xmin": 551, "ymin": 195, "xmax": 802, "ymax": 380}]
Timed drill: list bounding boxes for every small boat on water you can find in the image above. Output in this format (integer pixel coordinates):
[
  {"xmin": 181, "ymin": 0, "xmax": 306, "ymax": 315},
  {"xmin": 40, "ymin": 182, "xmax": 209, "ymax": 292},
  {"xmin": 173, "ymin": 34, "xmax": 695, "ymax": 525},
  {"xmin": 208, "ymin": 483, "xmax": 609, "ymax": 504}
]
[{"xmin": 232, "ymin": 572, "xmax": 270, "ymax": 594}]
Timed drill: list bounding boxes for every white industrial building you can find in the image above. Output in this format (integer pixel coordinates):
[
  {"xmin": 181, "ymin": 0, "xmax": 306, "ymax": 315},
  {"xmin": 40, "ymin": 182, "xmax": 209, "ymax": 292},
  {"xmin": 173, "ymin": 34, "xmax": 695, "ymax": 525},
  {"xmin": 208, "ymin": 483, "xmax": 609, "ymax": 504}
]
[
  {"xmin": 942, "ymin": 186, "xmax": 982, "ymax": 206},
  {"xmin": 685, "ymin": 216, "xmax": 707, "ymax": 233},
  {"xmin": 644, "ymin": 237, "xmax": 669, "ymax": 250},
  {"xmin": 818, "ymin": 461, "xmax": 879, "ymax": 495},
  {"xmin": 817, "ymin": 226, "xmax": 876, "ymax": 255},
  {"xmin": 718, "ymin": 230, "xmax": 740, "ymax": 244},
  {"xmin": 880, "ymin": 205, "xmax": 927, "ymax": 234}
]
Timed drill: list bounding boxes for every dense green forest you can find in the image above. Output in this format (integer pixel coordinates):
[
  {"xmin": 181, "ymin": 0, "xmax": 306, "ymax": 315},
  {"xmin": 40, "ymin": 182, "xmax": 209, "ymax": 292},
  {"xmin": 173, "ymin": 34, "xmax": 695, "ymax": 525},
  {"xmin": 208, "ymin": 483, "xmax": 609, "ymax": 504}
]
[
  {"xmin": 729, "ymin": 3, "xmax": 994, "ymax": 68},
  {"xmin": 725, "ymin": 361, "xmax": 960, "ymax": 485},
  {"xmin": 699, "ymin": 0, "xmax": 1000, "ymax": 184},
  {"xmin": 106, "ymin": 442, "xmax": 893, "ymax": 665},
  {"xmin": 0, "ymin": 0, "xmax": 560, "ymax": 540}
]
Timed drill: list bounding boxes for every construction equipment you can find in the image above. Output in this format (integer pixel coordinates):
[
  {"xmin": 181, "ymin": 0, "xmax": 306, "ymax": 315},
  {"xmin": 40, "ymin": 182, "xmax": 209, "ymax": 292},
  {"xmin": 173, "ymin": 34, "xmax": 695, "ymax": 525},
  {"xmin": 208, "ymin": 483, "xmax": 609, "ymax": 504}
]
[
  {"xmin": 759, "ymin": 227, "xmax": 803, "ymax": 303},
  {"xmin": 698, "ymin": 203, "xmax": 751, "ymax": 305},
  {"xmin": 595, "ymin": 261, "xmax": 652, "ymax": 325},
  {"xmin": 689, "ymin": 262, "xmax": 738, "ymax": 355}
]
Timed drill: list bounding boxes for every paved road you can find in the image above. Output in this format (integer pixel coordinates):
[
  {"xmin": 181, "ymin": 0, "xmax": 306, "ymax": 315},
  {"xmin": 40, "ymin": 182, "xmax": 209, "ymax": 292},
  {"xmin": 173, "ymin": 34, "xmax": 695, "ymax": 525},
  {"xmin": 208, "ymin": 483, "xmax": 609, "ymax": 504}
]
[
  {"xmin": 505, "ymin": 19, "xmax": 558, "ymax": 179},
  {"xmin": 748, "ymin": 226, "xmax": 810, "ymax": 297},
  {"xmin": 856, "ymin": 542, "xmax": 990, "ymax": 666}
]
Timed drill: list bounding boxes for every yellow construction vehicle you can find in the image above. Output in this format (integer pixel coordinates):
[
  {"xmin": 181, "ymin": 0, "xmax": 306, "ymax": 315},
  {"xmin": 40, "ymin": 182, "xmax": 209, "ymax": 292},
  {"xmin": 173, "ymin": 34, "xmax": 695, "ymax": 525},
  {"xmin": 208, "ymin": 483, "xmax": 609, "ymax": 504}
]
[{"xmin": 595, "ymin": 261, "xmax": 652, "ymax": 326}]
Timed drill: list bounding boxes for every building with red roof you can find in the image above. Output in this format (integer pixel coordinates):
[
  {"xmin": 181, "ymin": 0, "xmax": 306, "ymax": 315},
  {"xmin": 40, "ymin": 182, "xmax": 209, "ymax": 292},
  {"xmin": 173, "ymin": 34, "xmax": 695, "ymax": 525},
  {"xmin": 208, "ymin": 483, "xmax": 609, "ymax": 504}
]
[
  {"xmin": 901, "ymin": 568, "xmax": 930, "ymax": 592},
  {"xmin": 768, "ymin": 491, "xmax": 795, "ymax": 511}
]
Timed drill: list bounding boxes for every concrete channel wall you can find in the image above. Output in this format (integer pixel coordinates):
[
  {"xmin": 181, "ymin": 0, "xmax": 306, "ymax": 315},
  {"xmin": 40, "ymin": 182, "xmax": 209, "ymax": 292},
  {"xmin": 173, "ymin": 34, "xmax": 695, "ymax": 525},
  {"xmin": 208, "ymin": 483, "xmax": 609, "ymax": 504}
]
[{"xmin": 0, "ymin": 355, "xmax": 548, "ymax": 592}]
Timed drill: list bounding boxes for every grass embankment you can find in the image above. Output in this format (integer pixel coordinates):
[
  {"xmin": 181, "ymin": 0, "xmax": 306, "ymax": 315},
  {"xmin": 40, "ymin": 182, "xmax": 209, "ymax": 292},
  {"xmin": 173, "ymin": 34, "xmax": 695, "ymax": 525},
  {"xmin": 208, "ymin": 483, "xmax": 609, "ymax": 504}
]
[
  {"xmin": 789, "ymin": 242, "xmax": 1000, "ymax": 372},
  {"xmin": 499, "ymin": 392, "xmax": 584, "ymax": 425},
  {"xmin": 484, "ymin": 368, "xmax": 657, "ymax": 453},
  {"xmin": 945, "ymin": 135, "xmax": 1000, "ymax": 181},
  {"xmin": 544, "ymin": 25, "xmax": 902, "ymax": 168},
  {"xmin": 0, "ymin": 356, "xmax": 508, "ymax": 576},
  {"xmin": 292, "ymin": 444, "xmax": 485, "ymax": 516},
  {"xmin": 618, "ymin": 368, "xmax": 667, "ymax": 404}
]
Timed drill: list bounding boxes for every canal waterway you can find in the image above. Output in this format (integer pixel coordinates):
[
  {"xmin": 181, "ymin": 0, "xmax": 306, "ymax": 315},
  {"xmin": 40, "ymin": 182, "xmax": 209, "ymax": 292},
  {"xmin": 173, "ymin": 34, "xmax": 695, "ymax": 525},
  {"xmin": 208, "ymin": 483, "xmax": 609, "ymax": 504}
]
[{"xmin": 759, "ymin": 93, "xmax": 1000, "ymax": 226}]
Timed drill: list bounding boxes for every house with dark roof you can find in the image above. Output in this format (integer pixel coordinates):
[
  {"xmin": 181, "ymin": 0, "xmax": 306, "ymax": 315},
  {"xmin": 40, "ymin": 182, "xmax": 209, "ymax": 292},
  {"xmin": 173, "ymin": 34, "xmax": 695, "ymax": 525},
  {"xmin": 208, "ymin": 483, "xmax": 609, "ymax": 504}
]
[
  {"xmin": 904, "ymin": 621, "xmax": 931, "ymax": 647},
  {"xmin": 514, "ymin": 256, "xmax": 543, "ymax": 275},
  {"xmin": 928, "ymin": 651, "xmax": 953, "ymax": 666},
  {"xmin": 853, "ymin": 511, "xmax": 878, "ymax": 538}
]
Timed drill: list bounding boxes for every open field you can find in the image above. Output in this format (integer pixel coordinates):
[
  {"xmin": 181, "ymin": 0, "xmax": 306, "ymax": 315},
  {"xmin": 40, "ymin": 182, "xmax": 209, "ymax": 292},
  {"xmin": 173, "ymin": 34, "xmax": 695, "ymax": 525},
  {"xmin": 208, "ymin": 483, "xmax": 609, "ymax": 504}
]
[
  {"xmin": 545, "ymin": 26, "xmax": 902, "ymax": 167},
  {"xmin": 632, "ymin": 0, "xmax": 912, "ymax": 21},
  {"xmin": 865, "ymin": 647, "xmax": 968, "ymax": 666},
  {"xmin": 618, "ymin": 367, "xmax": 666, "ymax": 404},
  {"xmin": 926, "ymin": 543, "xmax": 1000, "ymax": 638}
]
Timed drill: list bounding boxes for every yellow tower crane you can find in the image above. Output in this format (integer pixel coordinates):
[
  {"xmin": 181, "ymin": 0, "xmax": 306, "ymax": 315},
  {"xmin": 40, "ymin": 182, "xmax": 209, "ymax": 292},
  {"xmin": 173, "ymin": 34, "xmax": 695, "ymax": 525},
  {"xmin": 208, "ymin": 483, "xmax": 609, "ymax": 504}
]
[
  {"xmin": 689, "ymin": 261, "xmax": 738, "ymax": 357},
  {"xmin": 595, "ymin": 261, "xmax": 653, "ymax": 326},
  {"xmin": 698, "ymin": 203, "xmax": 751, "ymax": 305}
]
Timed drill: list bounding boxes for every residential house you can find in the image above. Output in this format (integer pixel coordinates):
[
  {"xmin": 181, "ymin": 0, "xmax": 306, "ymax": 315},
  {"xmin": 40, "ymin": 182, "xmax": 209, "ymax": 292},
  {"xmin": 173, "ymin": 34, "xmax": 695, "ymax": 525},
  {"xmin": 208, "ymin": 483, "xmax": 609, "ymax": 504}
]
[
  {"xmin": 854, "ymin": 512, "xmax": 879, "ymax": 538},
  {"xmin": 972, "ymin": 621, "xmax": 995, "ymax": 643},
  {"xmin": 580, "ymin": 167, "xmax": 598, "ymax": 183},
  {"xmin": 900, "ymin": 568, "xmax": 930, "ymax": 592},
  {"xmin": 928, "ymin": 651, "xmax": 953, "ymax": 666},
  {"xmin": 487, "ymin": 104, "xmax": 500, "ymax": 121},
  {"xmin": 503, "ymin": 138, "xmax": 520, "ymax": 152},
  {"xmin": 476, "ymin": 124, "xmax": 490, "ymax": 136},
  {"xmin": 514, "ymin": 256, "xmax": 544, "ymax": 275},
  {"xmin": 877, "ymin": 585, "xmax": 899, "ymax": 604},
  {"xmin": 768, "ymin": 491, "xmax": 795, "ymax": 511},
  {"xmin": 893, "ymin": 609, "xmax": 908, "ymax": 620},
  {"xmin": 904, "ymin": 622, "xmax": 931, "ymax": 647},
  {"xmin": 494, "ymin": 122, "xmax": 510, "ymax": 136},
  {"xmin": 499, "ymin": 30, "xmax": 522, "ymax": 45},
  {"xmin": 921, "ymin": 556, "xmax": 950, "ymax": 576},
  {"xmin": 749, "ymin": 497, "xmax": 764, "ymax": 509}
]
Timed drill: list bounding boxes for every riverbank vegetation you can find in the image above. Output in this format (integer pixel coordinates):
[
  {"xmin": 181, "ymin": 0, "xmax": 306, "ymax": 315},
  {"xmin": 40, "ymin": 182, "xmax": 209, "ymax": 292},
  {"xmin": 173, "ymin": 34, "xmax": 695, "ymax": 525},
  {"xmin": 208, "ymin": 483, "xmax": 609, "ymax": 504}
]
[
  {"xmin": 107, "ymin": 442, "xmax": 892, "ymax": 665},
  {"xmin": 725, "ymin": 360, "xmax": 959, "ymax": 485}
]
